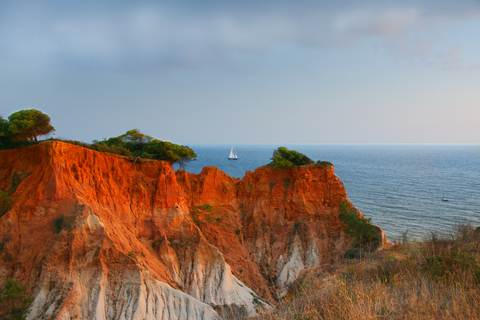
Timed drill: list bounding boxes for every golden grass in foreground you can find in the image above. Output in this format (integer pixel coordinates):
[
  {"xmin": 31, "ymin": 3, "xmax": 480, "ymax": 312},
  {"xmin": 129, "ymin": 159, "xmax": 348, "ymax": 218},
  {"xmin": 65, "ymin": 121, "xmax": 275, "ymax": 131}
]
[{"xmin": 254, "ymin": 226, "xmax": 480, "ymax": 320}]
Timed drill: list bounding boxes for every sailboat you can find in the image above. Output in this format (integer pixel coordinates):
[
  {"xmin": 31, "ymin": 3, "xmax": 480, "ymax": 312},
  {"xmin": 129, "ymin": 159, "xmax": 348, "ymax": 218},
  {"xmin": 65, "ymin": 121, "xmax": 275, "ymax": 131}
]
[
  {"xmin": 441, "ymin": 194, "xmax": 449, "ymax": 202},
  {"xmin": 228, "ymin": 147, "xmax": 238, "ymax": 160}
]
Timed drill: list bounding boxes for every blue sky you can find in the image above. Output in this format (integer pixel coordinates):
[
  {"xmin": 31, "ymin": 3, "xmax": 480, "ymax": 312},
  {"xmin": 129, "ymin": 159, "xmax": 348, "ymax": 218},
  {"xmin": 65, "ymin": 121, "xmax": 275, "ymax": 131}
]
[{"xmin": 0, "ymin": 0, "xmax": 479, "ymax": 144}]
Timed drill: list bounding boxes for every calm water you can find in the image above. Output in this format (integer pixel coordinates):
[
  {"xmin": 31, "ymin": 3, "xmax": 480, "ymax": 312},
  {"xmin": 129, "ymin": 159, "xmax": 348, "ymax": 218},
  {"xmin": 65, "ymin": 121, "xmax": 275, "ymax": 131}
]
[{"xmin": 181, "ymin": 145, "xmax": 480, "ymax": 241}]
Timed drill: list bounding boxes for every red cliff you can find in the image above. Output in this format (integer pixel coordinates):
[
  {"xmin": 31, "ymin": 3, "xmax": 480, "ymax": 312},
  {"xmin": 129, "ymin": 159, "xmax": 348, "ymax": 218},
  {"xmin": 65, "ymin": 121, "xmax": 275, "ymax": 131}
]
[{"xmin": 0, "ymin": 142, "xmax": 381, "ymax": 319}]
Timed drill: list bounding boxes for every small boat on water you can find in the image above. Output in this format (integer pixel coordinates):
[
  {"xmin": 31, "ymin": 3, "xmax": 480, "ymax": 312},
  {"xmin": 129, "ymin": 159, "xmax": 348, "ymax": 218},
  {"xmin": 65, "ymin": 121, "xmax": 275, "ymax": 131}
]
[
  {"xmin": 441, "ymin": 194, "xmax": 449, "ymax": 202},
  {"xmin": 228, "ymin": 147, "xmax": 238, "ymax": 160}
]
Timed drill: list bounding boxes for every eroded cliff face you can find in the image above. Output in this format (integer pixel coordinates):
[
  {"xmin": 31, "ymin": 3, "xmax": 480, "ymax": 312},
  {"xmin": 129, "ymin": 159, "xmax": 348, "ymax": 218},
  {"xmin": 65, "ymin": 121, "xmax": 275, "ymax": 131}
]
[{"xmin": 0, "ymin": 142, "xmax": 378, "ymax": 319}]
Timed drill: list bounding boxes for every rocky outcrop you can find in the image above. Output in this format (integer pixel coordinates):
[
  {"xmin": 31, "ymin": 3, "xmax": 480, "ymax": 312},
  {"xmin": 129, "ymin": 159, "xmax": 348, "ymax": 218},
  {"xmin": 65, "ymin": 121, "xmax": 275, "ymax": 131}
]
[{"xmin": 0, "ymin": 142, "xmax": 381, "ymax": 319}]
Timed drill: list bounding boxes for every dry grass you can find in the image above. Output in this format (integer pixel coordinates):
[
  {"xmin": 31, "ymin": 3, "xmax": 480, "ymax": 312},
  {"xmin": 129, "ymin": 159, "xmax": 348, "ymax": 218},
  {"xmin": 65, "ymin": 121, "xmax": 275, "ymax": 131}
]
[{"xmin": 254, "ymin": 225, "xmax": 480, "ymax": 320}]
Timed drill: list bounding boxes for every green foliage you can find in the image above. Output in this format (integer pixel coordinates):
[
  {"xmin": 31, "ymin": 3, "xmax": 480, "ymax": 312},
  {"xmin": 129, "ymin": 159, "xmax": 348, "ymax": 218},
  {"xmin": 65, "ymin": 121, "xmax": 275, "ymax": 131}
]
[
  {"xmin": 339, "ymin": 202, "xmax": 381, "ymax": 251},
  {"xmin": 344, "ymin": 248, "xmax": 361, "ymax": 259},
  {"xmin": 316, "ymin": 160, "xmax": 333, "ymax": 167},
  {"xmin": 191, "ymin": 204, "xmax": 223, "ymax": 224},
  {"xmin": 53, "ymin": 216, "xmax": 65, "ymax": 233},
  {"xmin": 53, "ymin": 215, "xmax": 75, "ymax": 234},
  {"xmin": 269, "ymin": 147, "xmax": 314, "ymax": 168},
  {"xmin": 10, "ymin": 172, "xmax": 29, "ymax": 193},
  {"xmin": 90, "ymin": 129, "xmax": 197, "ymax": 164},
  {"xmin": 0, "ymin": 190, "xmax": 12, "ymax": 217},
  {"xmin": 426, "ymin": 256, "xmax": 480, "ymax": 284},
  {"xmin": 0, "ymin": 279, "xmax": 31, "ymax": 320},
  {"xmin": 0, "ymin": 117, "xmax": 9, "ymax": 144},
  {"xmin": 0, "ymin": 109, "xmax": 54, "ymax": 149},
  {"xmin": 421, "ymin": 236, "xmax": 480, "ymax": 283},
  {"xmin": 7, "ymin": 109, "xmax": 54, "ymax": 142},
  {"xmin": 197, "ymin": 204, "xmax": 213, "ymax": 212},
  {"xmin": 0, "ymin": 172, "xmax": 30, "ymax": 218}
]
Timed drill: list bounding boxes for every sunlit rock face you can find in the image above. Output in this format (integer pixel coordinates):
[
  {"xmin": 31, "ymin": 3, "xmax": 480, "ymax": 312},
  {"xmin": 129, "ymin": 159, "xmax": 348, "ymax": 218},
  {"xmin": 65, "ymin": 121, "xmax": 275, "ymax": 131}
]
[{"xmin": 0, "ymin": 142, "xmax": 379, "ymax": 319}]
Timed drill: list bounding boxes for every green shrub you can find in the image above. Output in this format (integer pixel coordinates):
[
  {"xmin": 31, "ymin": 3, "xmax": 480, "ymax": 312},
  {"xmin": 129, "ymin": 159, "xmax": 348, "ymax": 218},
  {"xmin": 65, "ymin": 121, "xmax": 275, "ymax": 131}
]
[
  {"xmin": 6, "ymin": 109, "xmax": 54, "ymax": 143},
  {"xmin": 316, "ymin": 161, "xmax": 333, "ymax": 167},
  {"xmin": 90, "ymin": 142, "xmax": 132, "ymax": 157},
  {"xmin": 192, "ymin": 209, "xmax": 221, "ymax": 225},
  {"xmin": 191, "ymin": 205, "xmax": 224, "ymax": 224},
  {"xmin": 53, "ymin": 216, "xmax": 65, "ymax": 233},
  {"xmin": 0, "ymin": 109, "xmax": 54, "ymax": 150},
  {"xmin": 0, "ymin": 278, "xmax": 31, "ymax": 320},
  {"xmin": 53, "ymin": 215, "xmax": 75, "ymax": 234},
  {"xmin": 0, "ymin": 116, "xmax": 13, "ymax": 149},
  {"xmin": 339, "ymin": 202, "xmax": 381, "ymax": 251},
  {"xmin": 269, "ymin": 147, "xmax": 314, "ymax": 168},
  {"xmin": 197, "ymin": 204, "xmax": 213, "ymax": 212},
  {"xmin": 90, "ymin": 129, "xmax": 196, "ymax": 164},
  {"xmin": 344, "ymin": 248, "xmax": 361, "ymax": 259},
  {"xmin": 0, "ymin": 190, "xmax": 12, "ymax": 217},
  {"xmin": 205, "ymin": 213, "xmax": 223, "ymax": 224},
  {"xmin": 422, "ymin": 251, "xmax": 480, "ymax": 282}
]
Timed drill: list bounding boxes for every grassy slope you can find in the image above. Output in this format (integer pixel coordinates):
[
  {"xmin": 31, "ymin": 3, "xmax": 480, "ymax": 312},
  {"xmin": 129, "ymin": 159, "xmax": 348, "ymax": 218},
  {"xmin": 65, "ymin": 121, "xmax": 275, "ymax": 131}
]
[{"xmin": 255, "ymin": 225, "xmax": 480, "ymax": 320}]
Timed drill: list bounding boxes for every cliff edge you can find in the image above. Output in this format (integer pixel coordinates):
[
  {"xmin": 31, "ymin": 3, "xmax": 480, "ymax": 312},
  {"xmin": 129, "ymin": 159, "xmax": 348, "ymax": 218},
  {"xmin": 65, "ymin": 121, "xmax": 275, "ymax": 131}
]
[{"xmin": 0, "ymin": 141, "xmax": 383, "ymax": 319}]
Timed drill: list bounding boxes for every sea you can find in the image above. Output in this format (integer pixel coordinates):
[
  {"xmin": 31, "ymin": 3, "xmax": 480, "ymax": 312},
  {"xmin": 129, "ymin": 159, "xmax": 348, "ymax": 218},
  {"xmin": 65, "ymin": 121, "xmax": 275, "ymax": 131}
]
[{"xmin": 181, "ymin": 144, "xmax": 480, "ymax": 241}]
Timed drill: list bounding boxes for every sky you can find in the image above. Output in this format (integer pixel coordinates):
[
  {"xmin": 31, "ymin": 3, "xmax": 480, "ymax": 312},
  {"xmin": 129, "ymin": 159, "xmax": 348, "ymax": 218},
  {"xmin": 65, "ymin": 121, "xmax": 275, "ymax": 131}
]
[{"xmin": 0, "ymin": 0, "xmax": 479, "ymax": 144}]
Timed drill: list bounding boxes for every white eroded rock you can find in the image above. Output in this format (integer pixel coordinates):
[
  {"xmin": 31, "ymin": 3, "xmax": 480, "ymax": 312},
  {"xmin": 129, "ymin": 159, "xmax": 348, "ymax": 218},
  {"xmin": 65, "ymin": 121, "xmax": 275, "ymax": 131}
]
[{"xmin": 276, "ymin": 236, "xmax": 320, "ymax": 298}]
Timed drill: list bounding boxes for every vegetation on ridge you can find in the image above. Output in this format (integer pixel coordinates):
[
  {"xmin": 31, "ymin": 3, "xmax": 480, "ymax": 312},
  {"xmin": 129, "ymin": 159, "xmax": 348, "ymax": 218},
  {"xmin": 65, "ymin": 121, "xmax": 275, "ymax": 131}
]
[
  {"xmin": 269, "ymin": 147, "xmax": 314, "ymax": 168},
  {"xmin": 268, "ymin": 147, "xmax": 334, "ymax": 169},
  {"xmin": 0, "ymin": 109, "xmax": 55, "ymax": 148},
  {"xmin": 339, "ymin": 202, "xmax": 382, "ymax": 254},
  {"xmin": 89, "ymin": 129, "xmax": 197, "ymax": 164},
  {"xmin": 0, "ymin": 109, "xmax": 197, "ymax": 165}
]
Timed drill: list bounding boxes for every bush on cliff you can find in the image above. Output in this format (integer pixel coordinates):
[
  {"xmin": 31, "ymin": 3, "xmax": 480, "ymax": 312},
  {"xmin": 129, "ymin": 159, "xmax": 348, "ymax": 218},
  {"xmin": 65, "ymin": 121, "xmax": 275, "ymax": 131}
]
[
  {"xmin": 339, "ymin": 202, "xmax": 381, "ymax": 252},
  {"xmin": 0, "ymin": 278, "xmax": 31, "ymax": 320},
  {"xmin": 90, "ymin": 129, "xmax": 197, "ymax": 164},
  {"xmin": 269, "ymin": 147, "xmax": 314, "ymax": 168},
  {"xmin": 0, "ymin": 112, "xmax": 196, "ymax": 166},
  {"xmin": 7, "ymin": 109, "xmax": 54, "ymax": 143},
  {"xmin": 316, "ymin": 160, "xmax": 333, "ymax": 167},
  {"xmin": 0, "ymin": 117, "xmax": 8, "ymax": 144},
  {"xmin": 0, "ymin": 109, "xmax": 55, "ymax": 149}
]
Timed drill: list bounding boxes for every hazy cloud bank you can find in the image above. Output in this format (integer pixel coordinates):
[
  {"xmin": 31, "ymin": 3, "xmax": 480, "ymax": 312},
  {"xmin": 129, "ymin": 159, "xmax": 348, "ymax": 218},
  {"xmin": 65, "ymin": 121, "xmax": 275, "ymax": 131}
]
[{"xmin": 1, "ymin": 0, "xmax": 479, "ymax": 71}]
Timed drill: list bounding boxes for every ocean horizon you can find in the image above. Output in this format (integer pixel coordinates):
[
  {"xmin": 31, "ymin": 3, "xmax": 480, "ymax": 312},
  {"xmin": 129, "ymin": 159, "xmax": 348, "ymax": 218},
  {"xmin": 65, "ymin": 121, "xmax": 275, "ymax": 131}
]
[{"xmin": 182, "ymin": 144, "xmax": 480, "ymax": 241}]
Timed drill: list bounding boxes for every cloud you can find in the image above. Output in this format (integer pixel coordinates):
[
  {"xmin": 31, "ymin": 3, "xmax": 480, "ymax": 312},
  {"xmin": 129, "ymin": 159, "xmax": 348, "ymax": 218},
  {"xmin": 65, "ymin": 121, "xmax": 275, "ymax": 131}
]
[
  {"xmin": 0, "ymin": 0, "xmax": 479, "ymax": 71},
  {"xmin": 333, "ymin": 8, "xmax": 420, "ymax": 36}
]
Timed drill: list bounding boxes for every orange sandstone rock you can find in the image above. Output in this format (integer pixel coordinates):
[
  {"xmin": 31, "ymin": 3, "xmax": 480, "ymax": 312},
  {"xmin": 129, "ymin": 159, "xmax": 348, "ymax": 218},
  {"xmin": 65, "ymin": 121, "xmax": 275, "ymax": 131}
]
[{"xmin": 0, "ymin": 141, "xmax": 381, "ymax": 319}]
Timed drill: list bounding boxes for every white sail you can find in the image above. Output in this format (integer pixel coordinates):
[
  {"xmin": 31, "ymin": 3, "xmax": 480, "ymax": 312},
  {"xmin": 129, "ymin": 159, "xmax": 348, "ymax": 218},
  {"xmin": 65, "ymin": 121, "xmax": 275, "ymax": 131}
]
[{"xmin": 228, "ymin": 147, "xmax": 238, "ymax": 160}]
